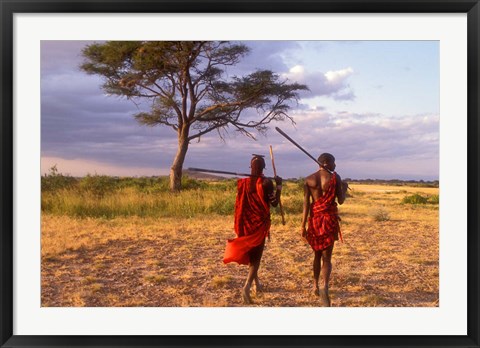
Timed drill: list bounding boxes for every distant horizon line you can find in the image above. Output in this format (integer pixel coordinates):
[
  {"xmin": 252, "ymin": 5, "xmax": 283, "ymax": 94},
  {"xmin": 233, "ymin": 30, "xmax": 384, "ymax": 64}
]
[{"xmin": 41, "ymin": 171, "xmax": 440, "ymax": 183}]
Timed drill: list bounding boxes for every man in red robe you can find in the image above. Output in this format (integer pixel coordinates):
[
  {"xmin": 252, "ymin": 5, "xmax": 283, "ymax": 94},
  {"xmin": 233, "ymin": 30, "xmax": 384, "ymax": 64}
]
[
  {"xmin": 301, "ymin": 153, "xmax": 348, "ymax": 306},
  {"xmin": 223, "ymin": 154, "xmax": 282, "ymax": 304}
]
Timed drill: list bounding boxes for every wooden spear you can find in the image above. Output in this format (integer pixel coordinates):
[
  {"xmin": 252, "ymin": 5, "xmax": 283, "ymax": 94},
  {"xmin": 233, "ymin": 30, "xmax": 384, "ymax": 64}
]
[
  {"xmin": 275, "ymin": 127, "xmax": 333, "ymax": 174},
  {"xmin": 187, "ymin": 167, "xmax": 274, "ymax": 180},
  {"xmin": 269, "ymin": 145, "xmax": 286, "ymax": 225}
]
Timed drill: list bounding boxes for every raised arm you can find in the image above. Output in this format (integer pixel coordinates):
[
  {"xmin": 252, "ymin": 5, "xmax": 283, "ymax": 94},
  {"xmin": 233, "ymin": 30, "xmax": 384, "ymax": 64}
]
[{"xmin": 264, "ymin": 177, "xmax": 282, "ymax": 208}]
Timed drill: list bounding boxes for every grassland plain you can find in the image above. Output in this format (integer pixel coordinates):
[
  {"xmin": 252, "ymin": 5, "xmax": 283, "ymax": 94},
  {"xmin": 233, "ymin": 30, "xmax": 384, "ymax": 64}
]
[{"xmin": 41, "ymin": 176, "xmax": 439, "ymax": 307}]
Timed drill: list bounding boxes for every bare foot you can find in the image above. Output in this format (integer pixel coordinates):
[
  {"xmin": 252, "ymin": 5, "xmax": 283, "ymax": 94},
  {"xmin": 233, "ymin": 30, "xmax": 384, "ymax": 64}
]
[
  {"xmin": 242, "ymin": 287, "xmax": 253, "ymax": 305},
  {"xmin": 319, "ymin": 288, "xmax": 331, "ymax": 307},
  {"xmin": 314, "ymin": 287, "xmax": 320, "ymax": 296},
  {"xmin": 254, "ymin": 280, "xmax": 263, "ymax": 294}
]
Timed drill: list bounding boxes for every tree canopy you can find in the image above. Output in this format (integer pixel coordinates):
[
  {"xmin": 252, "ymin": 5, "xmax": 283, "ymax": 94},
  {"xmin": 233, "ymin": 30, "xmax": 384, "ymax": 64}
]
[{"xmin": 81, "ymin": 41, "xmax": 308, "ymax": 190}]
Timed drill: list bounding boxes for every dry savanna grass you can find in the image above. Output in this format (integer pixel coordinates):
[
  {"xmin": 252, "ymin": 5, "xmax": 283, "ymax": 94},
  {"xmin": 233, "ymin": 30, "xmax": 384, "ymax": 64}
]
[{"xmin": 41, "ymin": 183, "xmax": 439, "ymax": 307}]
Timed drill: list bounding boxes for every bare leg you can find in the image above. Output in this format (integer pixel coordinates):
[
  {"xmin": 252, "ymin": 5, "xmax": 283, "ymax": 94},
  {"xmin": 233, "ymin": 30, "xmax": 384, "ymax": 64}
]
[
  {"xmin": 242, "ymin": 240, "xmax": 265, "ymax": 304},
  {"xmin": 319, "ymin": 244, "xmax": 334, "ymax": 306},
  {"xmin": 254, "ymin": 275, "xmax": 263, "ymax": 293},
  {"xmin": 313, "ymin": 250, "xmax": 322, "ymax": 296}
]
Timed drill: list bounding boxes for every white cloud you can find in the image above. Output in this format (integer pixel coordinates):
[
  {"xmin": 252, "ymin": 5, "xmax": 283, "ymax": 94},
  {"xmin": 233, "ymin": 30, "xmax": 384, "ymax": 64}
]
[
  {"xmin": 289, "ymin": 65, "xmax": 305, "ymax": 75},
  {"xmin": 283, "ymin": 65, "xmax": 355, "ymax": 101},
  {"xmin": 325, "ymin": 67, "xmax": 354, "ymax": 84}
]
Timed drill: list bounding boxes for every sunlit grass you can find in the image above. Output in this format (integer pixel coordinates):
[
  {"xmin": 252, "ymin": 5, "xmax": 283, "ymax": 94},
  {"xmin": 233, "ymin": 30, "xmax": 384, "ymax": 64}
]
[
  {"xmin": 41, "ymin": 179, "xmax": 439, "ymax": 307},
  {"xmin": 42, "ymin": 187, "xmax": 237, "ymax": 218}
]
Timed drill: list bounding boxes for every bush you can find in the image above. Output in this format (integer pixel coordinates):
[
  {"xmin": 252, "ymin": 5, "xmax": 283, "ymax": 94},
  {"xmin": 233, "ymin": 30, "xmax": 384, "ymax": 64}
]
[
  {"xmin": 117, "ymin": 177, "xmax": 168, "ymax": 193},
  {"xmin": 79, "ymin": 174, "xmax": 118, "ymax": 198},
  {"xmin": 372, "ymin": 208, "xmax": 390, "ymax": 222},
  {"xmin": 181, "ymin": 175, "xmax": 208, "ymax": 190},
  {"xmin": 402, "ymin": 193, "xmax": 428, "ymax": 205},
  {"xmin": 41, "ymin": 165, "xmax": 77, "ymax": 192},
  {"xmin": 428, "ymin": 194, "xmax": 439, "ymax": 204}
]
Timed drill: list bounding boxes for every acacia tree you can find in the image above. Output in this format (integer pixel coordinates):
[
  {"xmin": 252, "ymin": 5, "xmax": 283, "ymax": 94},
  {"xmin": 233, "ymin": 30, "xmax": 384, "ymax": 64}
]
[{"xmin": 81, "ymin": 41, "xmax": 307, "ymax": 191}]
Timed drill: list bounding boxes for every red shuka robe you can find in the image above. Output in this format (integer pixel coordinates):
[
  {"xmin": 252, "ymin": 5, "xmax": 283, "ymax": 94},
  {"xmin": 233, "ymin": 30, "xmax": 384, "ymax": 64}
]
[
  {"xmin": 306, "ymin": 172, "xmax": 342, "ymax": 251},
  {"xmin": 223, "ymin": 177, "xmax": 270, "ymax": 265}
]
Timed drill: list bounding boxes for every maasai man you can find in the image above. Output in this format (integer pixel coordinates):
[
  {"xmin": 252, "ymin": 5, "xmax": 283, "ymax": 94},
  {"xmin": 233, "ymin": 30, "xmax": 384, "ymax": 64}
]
[
  {"xmin": 301, "ymin": 153, "xmax": 348, "ymax": 306},
  {"xmin": 223, "ymin": 154, "xmax": 282, "ymax": 304}
]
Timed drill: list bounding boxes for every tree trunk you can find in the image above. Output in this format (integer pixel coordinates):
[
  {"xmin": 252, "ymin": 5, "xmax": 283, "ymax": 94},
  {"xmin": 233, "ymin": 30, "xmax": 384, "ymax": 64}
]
[{"xmin": 170, "ymin": 129, "xmax": 189, "ymax": 191}]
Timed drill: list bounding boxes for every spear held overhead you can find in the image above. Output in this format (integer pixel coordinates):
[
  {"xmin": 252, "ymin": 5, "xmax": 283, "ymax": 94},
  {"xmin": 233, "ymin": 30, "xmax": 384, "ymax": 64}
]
[
  {"xmin": 275, "ymin": 127, "xmax": 333, "ymax": 174},
  {"xmin": 188, "ymin": 167, "xmax": 274, "ymax": 180}
]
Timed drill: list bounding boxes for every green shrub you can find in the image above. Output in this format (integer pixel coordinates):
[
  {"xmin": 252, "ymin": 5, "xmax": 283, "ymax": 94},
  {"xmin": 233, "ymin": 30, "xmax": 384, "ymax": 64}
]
[
  {"xmin": 181, "ymin": 175, "xmax": 208, "ymax": 190},
  {"xmin": 79, "ymin": 174, "xmax": 118, "ymax": 197},
  {"xmin": 428, "ymin": 194, "xmax": 439, "ymax": 204},
  {"xmin": 402, "ymin": 193, "xmax": 428, "ymax": 204},
  {"xmin": 117, "ymin": 177, "xmax": 168, "ymax": 193},
  {"xmin": 41, "ymin": 165, "xmax": 77, "ymax": 192}
]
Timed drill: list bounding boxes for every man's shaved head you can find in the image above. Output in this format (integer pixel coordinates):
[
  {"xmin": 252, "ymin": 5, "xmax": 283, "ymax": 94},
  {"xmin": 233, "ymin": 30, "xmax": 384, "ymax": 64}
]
[
  {"xmin": 250, "ymin": 154, "xmax": 266, "ymax": 174},
  {"xmin": 318, "ymin": 153, "xmax": 335, "ymax": 165}
]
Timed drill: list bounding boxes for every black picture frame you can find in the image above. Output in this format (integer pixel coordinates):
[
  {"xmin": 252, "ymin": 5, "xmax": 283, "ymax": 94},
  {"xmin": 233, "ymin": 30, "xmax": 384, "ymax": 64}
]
[{"xmin": 1, "ymin": 1, "xmax": 479, "ymax": 347}]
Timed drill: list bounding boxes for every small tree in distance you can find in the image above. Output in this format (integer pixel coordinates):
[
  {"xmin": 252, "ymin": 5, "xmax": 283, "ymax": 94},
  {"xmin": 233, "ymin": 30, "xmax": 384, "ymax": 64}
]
[{"xmin": 81, "ymin": 41, "xmax": 308, "ymax": 191}]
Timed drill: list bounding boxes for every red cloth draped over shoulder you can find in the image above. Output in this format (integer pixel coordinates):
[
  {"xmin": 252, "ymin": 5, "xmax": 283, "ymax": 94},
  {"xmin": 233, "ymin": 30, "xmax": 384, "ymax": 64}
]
[
  {"xmin": 306, "ymin": 172, "xmax": 342, "ymax": 251},
  {"xmin": 223, "ymin": 177, "xmax": 271, "ymax": 265}
]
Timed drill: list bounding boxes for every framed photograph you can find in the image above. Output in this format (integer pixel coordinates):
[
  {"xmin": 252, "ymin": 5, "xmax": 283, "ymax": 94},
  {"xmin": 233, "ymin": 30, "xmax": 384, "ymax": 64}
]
[{"xmin": 1, "ymin": 1, "xmax": 479, "ymax": 347}]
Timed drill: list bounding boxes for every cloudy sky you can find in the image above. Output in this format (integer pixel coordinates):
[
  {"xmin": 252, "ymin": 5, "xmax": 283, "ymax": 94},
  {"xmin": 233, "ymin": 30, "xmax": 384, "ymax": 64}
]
[{"xmin": 41, "ymin": 40, "xmax": 439, "ymax": 180}]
